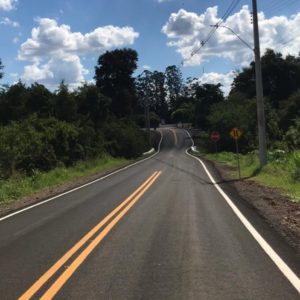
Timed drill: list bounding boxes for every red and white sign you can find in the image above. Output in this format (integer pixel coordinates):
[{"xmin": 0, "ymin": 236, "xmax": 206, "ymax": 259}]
[{"xmin": 210, "ymin": 131, "xmax": 220, "ymax": 142}]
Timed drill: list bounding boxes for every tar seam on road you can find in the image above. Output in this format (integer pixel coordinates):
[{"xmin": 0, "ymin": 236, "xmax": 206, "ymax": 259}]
[
  {"xmin": 0, "ymin": 130, "xmax": 163, "ymax": 223},
  {"xmin": 19, "ymin": 171, "xmax": 162, "ymax": 300},
  {"xmin": 185, "ymin": 130, "xmax": 300, "ymax": 294},
  {"xmin": 171, "ymin": 128, "xmax": 178, "ymax": 145}
]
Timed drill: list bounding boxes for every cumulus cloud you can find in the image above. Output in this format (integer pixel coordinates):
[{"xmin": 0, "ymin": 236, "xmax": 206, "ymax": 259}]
[
  {"xmin": 142, "ymin": 65, "xmax": 151, "ymax": 70},
  {"xmin": 19, "ymin": 18, "xmax": 139, "ymax": 88},
  {"xmin": 0, "ymin": 0, "xmax": 17, "ymax": 11},
  {"xmin": 162, "ymin": 5, "xmax": 300, "ymax": 67},
  {"xmin": 197, "ymin": 70, "xmax": 236, "ymax": 96},
  {"xmin": 22, "ymin": 54, "xmax": 89, "ymax": 90},
  {"xmin": 0, "ymin": 17, "xmax": 19, "ymax": 27}
]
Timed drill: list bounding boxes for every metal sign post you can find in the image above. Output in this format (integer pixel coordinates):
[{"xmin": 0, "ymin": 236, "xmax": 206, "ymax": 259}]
[
  {"xmin": 230, "ymin": 128, "xmax": 242, "ymax": 179},
  {"xmin": 210, "ymin": 131, "xmax": 220, "ymax": 154}
]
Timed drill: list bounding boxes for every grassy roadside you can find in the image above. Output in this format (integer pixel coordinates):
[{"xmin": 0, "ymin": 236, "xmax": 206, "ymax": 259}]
[
  {"xmin": 201, "ymin": 151, "xmax": 300, "ymax": 202},
  {"xmin": 0, "ymin": 155, "xmax": 130, "ymax": 205}
]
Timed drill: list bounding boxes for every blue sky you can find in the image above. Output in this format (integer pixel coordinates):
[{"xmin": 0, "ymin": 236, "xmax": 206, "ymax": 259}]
[{"xmin": 1, "ymin": 0, "xmax": 300, "ymax": 94}]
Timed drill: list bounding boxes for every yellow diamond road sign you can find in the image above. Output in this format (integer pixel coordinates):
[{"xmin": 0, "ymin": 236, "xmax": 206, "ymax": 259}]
[{"xmin": 230, "ymin": 128, "xmax": 242, "ymax": 140}]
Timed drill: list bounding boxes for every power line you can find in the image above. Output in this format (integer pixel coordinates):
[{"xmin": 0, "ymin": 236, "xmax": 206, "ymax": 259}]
[
  {"xmin": 183, "ymin": 0, "xmax": 242, "ymax": 64},
  {"xmin": 262, "ymin": 0, "xmax": 299, "ymax": 15}
]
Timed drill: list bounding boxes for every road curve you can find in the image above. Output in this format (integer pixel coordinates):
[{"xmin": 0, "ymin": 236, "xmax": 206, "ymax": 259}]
[{"xmin": 0, "ymin": 128, "xmax": 299, "ymax": 299}]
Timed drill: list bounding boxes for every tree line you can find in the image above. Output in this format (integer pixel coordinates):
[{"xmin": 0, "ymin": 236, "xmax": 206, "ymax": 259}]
[
  {"xmin": 0, "ymin": 49, "xmax": 149, "ymax": 178},
  {"xmin": 1, "ymin": 47, "xmax": 299, "ymax": 178},
  {"xmin": 201, "ymin": 49, "xmax": 300, "ymax": 152},
  {"xmin": 141, "ymin": 49, "xmax": 300, "ymax": 154}
]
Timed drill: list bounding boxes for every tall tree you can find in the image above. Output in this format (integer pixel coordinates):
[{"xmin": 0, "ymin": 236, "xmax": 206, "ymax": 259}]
[
  {"xmin": 136, "ymin": 70, "xmax": 168, "ymax": 120},
  {"xmin": 165, "ymin": 65, "xmax": 183, "ymax": 111},
  {"xmin": 27, "ymin": 83, "xmax": 53, "ymax": 117},
  {"xmin": 151, "ymin": 71, "xmax": 168, "ymax": 121},
  {"xmin": 54, "ymin": 81, "xmax": 77, "ymax": 122},
  {"xmin": 0, "ymin": 81, "xmax": 29, "ymax": 124},
  {"xmin": 136, "ymin": 70, "xmax": 154, "ymax": 110},
  {"xmin": 0, "ymin": 59, "xmax": 4, "ymax": 80},
  {"xmin": 94, "ymin": 48, "xmax": 138, "ymax": 117},
  {"xmin": 231, "ymin": 49, "xmax": 300, "ymax": 108},
  {"xmin": 193, "ymin": 83, "xmax": 224, "ymax": 129},
  {"xmin": 76, "ymin": 84, "xmax": 111, "ymax": 129}
]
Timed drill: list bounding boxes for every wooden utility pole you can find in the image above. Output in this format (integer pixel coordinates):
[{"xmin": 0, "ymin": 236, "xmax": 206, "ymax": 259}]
[{"xmin": 252, "ymin": 0, "xmax": 267, "ymax": 166}]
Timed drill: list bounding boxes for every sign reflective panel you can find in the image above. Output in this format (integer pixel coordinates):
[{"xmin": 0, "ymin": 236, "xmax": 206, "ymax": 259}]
[
  {"xmin": 210, "ymin": 131, "xmax": 220, "ymax": 142},
  {"xmin": 230, "ymin": 128, "xmax": 242, "ymax": 140}
]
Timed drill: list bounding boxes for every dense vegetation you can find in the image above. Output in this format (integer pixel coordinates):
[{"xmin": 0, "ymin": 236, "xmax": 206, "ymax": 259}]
[
  {"xmin": 164, "ymin": 50, "xmax": 300, "ymax": 156},
  {"xmin": 0, "ymin": 49, "xmax": 151, "ymax": 180},
  {"xmin": 0, "ymin": 48, "xmax": 299, "ymax": 184}
]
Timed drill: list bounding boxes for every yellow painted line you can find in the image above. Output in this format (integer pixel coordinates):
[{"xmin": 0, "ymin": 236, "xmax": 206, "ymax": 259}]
[
  {"xmin": 18, "ymin": 171, "xmax": 160, "ymax": 300},
  {"xmin": 171, "ymin": 129, "xmax": 178, "ymax": 145},
  {"xmin": 40, "ymin": 171, "xmax": 162, "ymax": 300}
]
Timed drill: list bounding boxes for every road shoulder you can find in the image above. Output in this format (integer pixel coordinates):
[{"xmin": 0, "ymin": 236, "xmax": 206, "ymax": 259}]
[{"xmin": 199, "ymin": 156, "xmax": 300, "ymax": 258}]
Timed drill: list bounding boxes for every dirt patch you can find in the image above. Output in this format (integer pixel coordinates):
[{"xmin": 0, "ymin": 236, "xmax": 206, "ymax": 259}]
[{"xmin": 207, "ymin": 159, "xmax": 300, "ymax": 256}]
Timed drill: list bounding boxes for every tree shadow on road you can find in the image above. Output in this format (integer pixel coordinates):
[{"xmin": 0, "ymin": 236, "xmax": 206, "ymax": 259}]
[{"xmin": 153, "ymin": 156, "xmax": 263, "ymax": 186}]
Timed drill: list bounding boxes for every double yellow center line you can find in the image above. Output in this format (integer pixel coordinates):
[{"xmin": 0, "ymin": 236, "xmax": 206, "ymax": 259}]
[{"xmin": 19, "ymin": 171, "xmax": 162, "ymax": 300}]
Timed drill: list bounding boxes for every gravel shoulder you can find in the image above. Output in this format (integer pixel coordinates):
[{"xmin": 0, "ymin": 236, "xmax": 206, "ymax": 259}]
[{"xmin": 204, "ymin": 158, "xmax": 300, "ymax": 256}]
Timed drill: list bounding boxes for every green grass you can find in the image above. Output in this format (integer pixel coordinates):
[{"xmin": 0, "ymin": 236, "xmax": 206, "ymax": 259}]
[
  {"xmin": 202, "ymin": 151, "xmax": 300, "ymax": 202},
  {"xmin": 0, "ymin": 155, "xmax": 130, "ymax": 205}
]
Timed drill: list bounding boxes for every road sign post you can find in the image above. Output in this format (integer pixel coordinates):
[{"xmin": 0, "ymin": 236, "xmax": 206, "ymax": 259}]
[
  {"xmin": 210, "ymin": 131, "xmax": 220, "ymax": 153},
  {"xmin": 230, "ymin": 128, "xmax": 242, "ymax": 179}
]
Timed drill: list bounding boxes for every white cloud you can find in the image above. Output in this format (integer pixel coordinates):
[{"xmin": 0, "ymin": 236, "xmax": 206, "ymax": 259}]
[
  {"xmin": 18, "ymin": 18, "xmax": 139, "ymax": 88},
  {"xmin": 0, "ymin": 17, "xmax": 19, "ymax": 27},
  {"xmin": 198, "ymin": 70, "xmax": 236, "ymax": 96},
  {"xmin": 142, "ymin": 65, "xmax": 151, "ymax": 70},
  {"xmin": 0, "ymin": 0, "xmax": 17, "ymax": 11},
  {"xmin": 22, "ymin": 54, "xmax": 89, "ymax": 90},
  {"xmin": 162, "ymin": 6, "xmax": 300, "ymax": 67}
]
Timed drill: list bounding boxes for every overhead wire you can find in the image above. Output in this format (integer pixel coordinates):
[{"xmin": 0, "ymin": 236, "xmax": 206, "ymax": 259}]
[
  {"xmin": 183, "ymin": 0, "xmax": 242, "ymax": 65},
  {"xmin": 261, "ymin": 0, "xmax": 299, "ymax": 15}
]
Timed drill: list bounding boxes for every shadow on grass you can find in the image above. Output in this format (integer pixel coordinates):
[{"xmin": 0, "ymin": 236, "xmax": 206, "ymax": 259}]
[{"xmin": 214, "ymin": 165, "xmax": 262, "ymax": 185}]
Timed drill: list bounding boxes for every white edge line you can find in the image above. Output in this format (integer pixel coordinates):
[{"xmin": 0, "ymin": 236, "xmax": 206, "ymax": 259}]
[
  {"xmin": 0, "ymin": 130, "xmax": 164, "ymax": 223},
  {"xmin": 184, "ymin": 130, "xmax": 300, "ymax": 294}
]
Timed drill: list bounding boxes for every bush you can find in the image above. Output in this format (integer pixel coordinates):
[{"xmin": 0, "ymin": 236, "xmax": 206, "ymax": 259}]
[
  {"xmin": 289, "ymin": 151, "xmax": 300, "ymax": 182},
  {"xmin": 103, "ymin": 119, "xmax": 149, "ymax": 158},
  {"xmin": 284, "ymin": 118, "xmax": 300, "ymax": 150},
  {"xmin": 0, "ymin": 116, "xmax": 107, "ymax": 177},
  {"xmin": 268, "ymin": 149, "xmax": 287, "ymax": 164}
]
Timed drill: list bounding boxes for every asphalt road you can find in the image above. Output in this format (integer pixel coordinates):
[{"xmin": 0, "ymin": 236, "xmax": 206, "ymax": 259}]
[{"xmin": 0, "ymin": 128, "xmax": 299, "ymax": 299}]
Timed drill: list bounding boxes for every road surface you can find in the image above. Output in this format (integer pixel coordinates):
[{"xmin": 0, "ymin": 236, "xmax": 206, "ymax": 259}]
[{"xmin": 0, "ymin": 128, "xmax": 299, "ymax": 299}]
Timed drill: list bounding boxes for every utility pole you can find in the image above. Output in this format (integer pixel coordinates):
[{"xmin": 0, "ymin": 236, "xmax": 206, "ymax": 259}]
[{"xmin": 252, "ymin": 0, "xmax": 267, "ymax": 166}]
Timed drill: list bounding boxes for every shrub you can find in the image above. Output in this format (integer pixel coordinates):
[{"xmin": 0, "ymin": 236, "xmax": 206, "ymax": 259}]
[
  {"xmin": 289, "ymin": 152, "xmax": 300, "ymax": 182},
  {"xmin": 103, "ymin": 119, "xmax": 149, "ymax": 158}
]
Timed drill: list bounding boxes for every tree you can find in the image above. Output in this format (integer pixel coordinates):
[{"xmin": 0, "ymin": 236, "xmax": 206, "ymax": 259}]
[
  {"xmin": 0, "ymin": 81, "xmax": 29, "ymax": 124},
  {"xmin": 76, "ymin": 84, "xmax": 111, "ymax": 129},
  {"xmin": 151, "ymin": 71, "xmax": 168, "ymax": 121},
  {"xmin": 136, "ymin": 70, "xmax": 168, "ymax": 121},
  {"xmin": 165, "ymin": 65, "xmax": 183, "ymax": 111},
  {"xmin": 27, "ymin": 83, "xmax": 53, "ymax": 117},
  {"xmin": 207, "ymin": 93, "xmax": 257, "ymax": 152},
  {"xmin": 54, "ymin": 81, "xmax": 77, "ymax": 122},
  {"xmin": 230, "ymin": 49, "xmax": 300, "ymax": 108},
  {"xmin": 279, "ymin": 89, "xmax": 300, "ymax": 130},
  {"xmin": 136, "ymin": 70, "xmax": 155, "ymax": 110},
  {"xmin": 193, "ymin": 83, "xmax": 224, "ymax": 129},
  {"xmin": 0, "ymin": 59, "xmax": 4, "ymax": 80},
  {"xmin": 171, "ymin": 103, "xmax": 195, "ymax": 124},
  {"xmin": 94, "ymin": 48, "xmax": 138, "ymax": 117}
]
